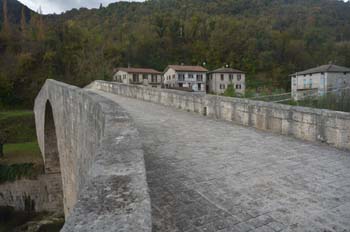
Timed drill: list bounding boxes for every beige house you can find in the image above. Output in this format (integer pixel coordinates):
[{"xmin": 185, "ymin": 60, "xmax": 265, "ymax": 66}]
[
  {"xmin": 291, "ymin": 64, "xmax": 350, "ymax": 100},
  {"xmin": 163, "ymin": 65, "xmax": 208, "ymax": 92},
  {"xmin": 207, "ymin": 68, "xmax": 246, "ymax": 95},
  {"xmin": 113, "ymin": 67, "xmax": 162, "ymax": 88}
]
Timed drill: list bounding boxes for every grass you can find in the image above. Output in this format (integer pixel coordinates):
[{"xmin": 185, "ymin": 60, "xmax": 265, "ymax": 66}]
[
  {"xmin": 0, "ymin": 141, "xmax": 43, "ymax": 183},
  {"xmin": 1, "ymin": 141, "xmax": 42, "ymax": 166},
  {"xmin": 0, "ymin": 111, "xmax": 33, "ymax": 120}
]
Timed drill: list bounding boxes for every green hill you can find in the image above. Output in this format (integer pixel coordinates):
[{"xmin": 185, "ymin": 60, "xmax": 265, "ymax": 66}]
[{"xmin": 0, "ymin": 0, "xmax": 350, "ymax": 108}]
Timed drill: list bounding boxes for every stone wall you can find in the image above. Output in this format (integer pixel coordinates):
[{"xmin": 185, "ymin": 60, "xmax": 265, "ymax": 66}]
[
  {"xmin": 0, "ymin": 173, "xmax": 63, "ymax": 214},
  {"xmin": 34, "ymin": 80, "xmax": 151, "ymax": 232},
  {"xmin": 90, "ymin": 81, "xmax": 350, "ymax": 150}
]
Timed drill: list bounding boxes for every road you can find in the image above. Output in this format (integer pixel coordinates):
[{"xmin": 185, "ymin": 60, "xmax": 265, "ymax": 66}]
[{"xmin": 94, "ymin": 90, "xmax": 350, "ymax": 232}]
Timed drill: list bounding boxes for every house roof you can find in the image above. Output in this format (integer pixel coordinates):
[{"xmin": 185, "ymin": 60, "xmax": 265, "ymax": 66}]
[
  {"xmin": 209, "ymin": 67, "xmax": 244, "ymax": 74},
  {"xmin": 115, "ymin": 67, "xmax": 161, "ymax": 74},
  {"xmin": 291, "ymin": 64, "xmax": 350, "ymax": 76},
  {"xmin": 166, "ymin": 65, "xmax": 208, "ymax": 72}
]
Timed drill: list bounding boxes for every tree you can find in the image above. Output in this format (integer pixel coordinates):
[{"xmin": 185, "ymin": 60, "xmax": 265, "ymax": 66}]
[
  {"xmin": 2, "ymin": 0, "xmax": 10, "ymax": 36},
  {"xmin": 21, "ymin": 6, "xmax": 26, "ymax": 35},
  {"xmin": 37, "ymin": 7, "xmax": 45, "ymax": 40},
  {"xmin": 0, "ymin": 129, "xmax": 9, "ymax": 157},
  {"xmin": 223, "ymin": 84, "xmax": 236, "ymax": 97}
]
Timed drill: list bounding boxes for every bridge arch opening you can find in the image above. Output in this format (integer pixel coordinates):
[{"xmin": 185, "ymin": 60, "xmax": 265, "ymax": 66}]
[
  {"xmin": 44, "ymin": 100, "xmax": 64, "ymax": 215},
  {"xmin": 44, "ymin": 101, "xmax": 61, "ymax": 174}
]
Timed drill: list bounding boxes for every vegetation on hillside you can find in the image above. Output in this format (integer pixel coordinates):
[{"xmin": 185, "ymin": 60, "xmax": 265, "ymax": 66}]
[{"xmin": 0, "ymin": 0, "xmax": 349, "ymax": 109}]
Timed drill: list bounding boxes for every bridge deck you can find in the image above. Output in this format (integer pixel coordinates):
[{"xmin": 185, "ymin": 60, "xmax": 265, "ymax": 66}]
[{"xmin": 93, "ymin": 90, "xmax": 350, "ymax": 232}]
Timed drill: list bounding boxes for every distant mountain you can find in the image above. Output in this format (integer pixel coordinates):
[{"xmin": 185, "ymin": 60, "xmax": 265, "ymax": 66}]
[{"xmin": 0, "ymin": 0, "xmax": 32, "ymax": 26}]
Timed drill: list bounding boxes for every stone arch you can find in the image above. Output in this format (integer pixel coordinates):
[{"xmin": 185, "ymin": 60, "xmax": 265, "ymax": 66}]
[{"xmin": 43, "ymin": 100, "xmax": 64, "ymax": 215}]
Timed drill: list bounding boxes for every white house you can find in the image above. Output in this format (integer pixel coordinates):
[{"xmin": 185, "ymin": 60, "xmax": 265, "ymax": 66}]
[
  {"xmin": 207, "ymin": 68, "xmax": 246, "ymax": 95},
  {"xmin": 113, "ymin": 67, "xmax": 162, "ymax": 88},
  {"xmin": 291, "ymin": 64, "xmax": 350, "ymax": 100},
  {"xmin": 163, "ymin": 65, "xmax": 208, "ymax": 92}
]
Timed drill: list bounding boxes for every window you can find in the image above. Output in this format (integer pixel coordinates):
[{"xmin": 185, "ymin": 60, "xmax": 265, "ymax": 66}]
[
  {"xmin": 197, "ymin": 74, "xmax": 203, "ymax": 82},
  {"xmin": 304, "ymin": 79, "xmax": 307, "ymax": 89},
  {"xmin": 236, "ymin": 84, "xmax": 242, "ymax": 89},
  {"xmin": 123, "ymin": 74, "xmax": 126, "ymax": 80},
  {"xmin": 220, "ymin": 84, "xmax": 226, "ymax": 89},
  {"xmin": 173, "ymin": 74, "xmax": 175, "ymax": 80},
  {"xmin": 143, "ymin": 74, "xmax": 148, "ymax": 80},
  {"xmin": 309, "ymin": 79, "xmax": 312, "ymax": 88},
  {"xmin": 189, "ymin": 74, "xmax": 194, "ymax": 79},
  {"xmin": 221, "ymin": 74, "xmax": 224, "ymax": 81},
  {"xmin": 178, "ymin": 74, "xmax": 185, "ymax": 81},
  {"xmin": 237, "ymin": 74, "xmax": 241, "ymax": 81},
  {"xmin": 151, "ymin": 75, "xmax": 157, "ymax": 83},
  {"xmin": 133, "ymin": 74, "xmax": 138, "ymax": 83},
  {"xmin": 229, "ymin": 74, "xmax": 234, "ymax": 81}
]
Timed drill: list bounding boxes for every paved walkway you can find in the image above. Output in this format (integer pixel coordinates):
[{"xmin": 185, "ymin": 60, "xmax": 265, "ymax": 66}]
[{"xmin": 95, "ymin": 90, "xmax": 350, "ymax": 232}]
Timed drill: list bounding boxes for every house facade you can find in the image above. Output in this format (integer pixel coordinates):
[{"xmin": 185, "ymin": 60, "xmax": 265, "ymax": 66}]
[
  {"xmin": 291, "ymin": 64, "xmax": 350, "ymax": 100},
  {"xmin": 207, "ymin": 68, "xmax": 246, "ymax": 95},
  {"xmin": 113, "ymin": 67, "xmax": 162, "ymax": 88},
  {"xmin": 163, "ymin": 65, "xmax": 208, "ymax": 92}
]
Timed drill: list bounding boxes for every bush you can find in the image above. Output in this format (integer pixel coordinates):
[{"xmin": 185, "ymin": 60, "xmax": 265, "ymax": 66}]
[
  {"xmin": 223, "ymin": 84, "xmax": 236, "ymax": 97},
  {"xmin": 288, "ymin": 89, "xmax": 350, "ymax": 112},
  {"xmin": 0, "ymin": 163, "xmax": 39, "ymax": 183}
]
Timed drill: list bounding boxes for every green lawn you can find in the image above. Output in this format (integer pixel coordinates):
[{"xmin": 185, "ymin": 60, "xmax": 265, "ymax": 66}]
[
  {"xmin": 1, "ymin": 141, "xmax": 42, "ymax": 166},
  {"xmin": 0, "ymin": 111, "xmax": 33, "ymax": 120}
]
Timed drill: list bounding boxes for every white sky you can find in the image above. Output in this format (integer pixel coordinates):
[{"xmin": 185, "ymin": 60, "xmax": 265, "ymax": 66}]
[
  {"xmin": 18, "ymin": 0, "xmax": 144, "ymax": 14},
  {"xmin": 18, "ymin": 0, "xmax": 349, "ymax": 15}
]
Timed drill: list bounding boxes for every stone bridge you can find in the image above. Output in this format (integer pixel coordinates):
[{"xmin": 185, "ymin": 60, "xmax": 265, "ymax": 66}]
[{"xmin": 34, "ymin": 80, "xmax": 350, "ymax": 231}]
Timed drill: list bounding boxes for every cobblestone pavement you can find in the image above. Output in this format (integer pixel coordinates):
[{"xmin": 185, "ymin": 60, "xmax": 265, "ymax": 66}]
[{"xmin": 95, "ymin": 91, "xmax": 350, "ymax": 232}]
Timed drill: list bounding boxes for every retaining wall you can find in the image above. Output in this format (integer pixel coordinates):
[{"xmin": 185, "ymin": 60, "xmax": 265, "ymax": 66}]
[{"xmin": 0, "ymin": 173, "xmax": 62, "ymax": 214}]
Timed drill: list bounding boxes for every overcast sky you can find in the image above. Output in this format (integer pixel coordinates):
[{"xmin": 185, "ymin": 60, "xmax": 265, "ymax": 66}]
[
  {"xmin": 18, "ymin": 0, "xmax": 348, "ymax": 15},
  {"xmin": 18, "ymin": 0, "xmax": 144, "ymax": 14}
]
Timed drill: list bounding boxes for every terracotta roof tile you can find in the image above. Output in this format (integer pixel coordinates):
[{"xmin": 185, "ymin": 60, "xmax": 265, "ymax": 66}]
[
  {"xmin": 291, "ymin": 64, "xmax": 350, "ymax": 76},
  {"xmin": 209, "ymin": 67, "xmax": 244, "ymax": 73},
  {"xmin": 167, "ymin": 65, "xmax": 208, "ymax": 72},
  {"xmin": 115, "ymin": 67, "xmax": 161, "ymax": 74}
]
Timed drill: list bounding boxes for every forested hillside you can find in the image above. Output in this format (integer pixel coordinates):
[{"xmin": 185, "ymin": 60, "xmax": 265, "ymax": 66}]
[{"xmin": 1, "ymin": 0, "xmax": 350, "ymax": 108}]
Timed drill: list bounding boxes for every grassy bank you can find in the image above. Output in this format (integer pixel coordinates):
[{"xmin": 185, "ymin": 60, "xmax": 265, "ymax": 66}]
[
  {"xmin": 0, "ymin": 111, "xmax": 33, "ymax": 120},
  {"xmin": 0, "ymin": 142, "xmax": 43, "ymax": 183},
  {"xmin": 2, "ymin": 142, "xmax": 42, "ymax": 165}
]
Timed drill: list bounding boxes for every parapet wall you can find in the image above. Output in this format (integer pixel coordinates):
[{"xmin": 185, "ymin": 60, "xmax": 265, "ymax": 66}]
[
  {"xmin": 90, "ymin": 81, "xmax": 350, "ymax": 150},
  {"xmin": 34, "ymin": 80, "xmax": 151, "ymax": 232}
]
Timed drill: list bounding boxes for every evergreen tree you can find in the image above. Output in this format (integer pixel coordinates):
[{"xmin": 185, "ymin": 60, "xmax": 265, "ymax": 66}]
[
  {"xmin": 2, "ymin": 0, "xmax": 10, "ymax": 36},
  {"xmin": 20, "ymin": 6, "xmax": 26, "ymax": 35}
]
